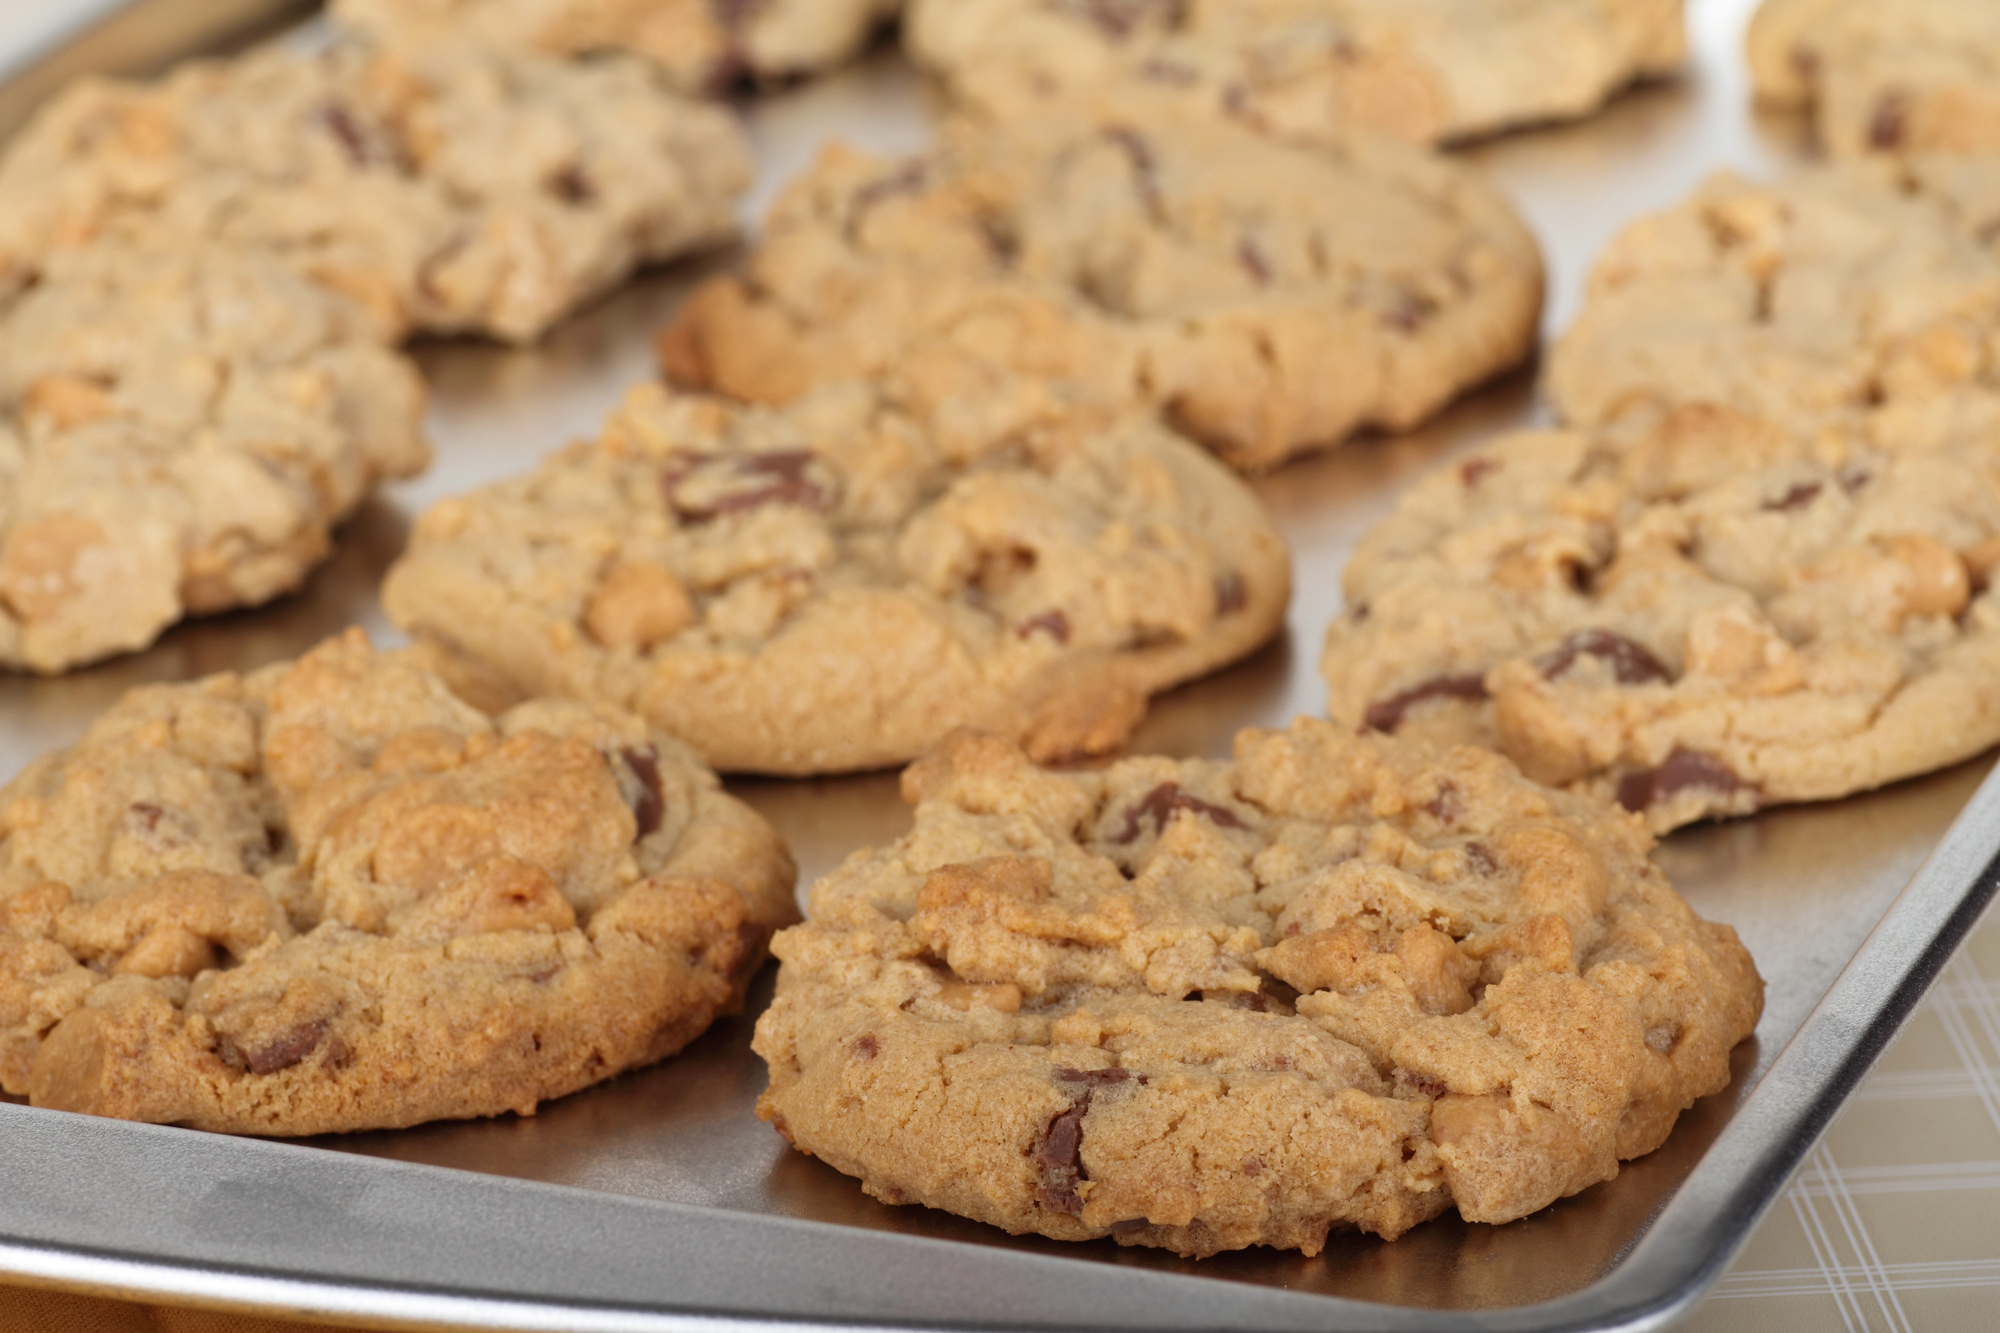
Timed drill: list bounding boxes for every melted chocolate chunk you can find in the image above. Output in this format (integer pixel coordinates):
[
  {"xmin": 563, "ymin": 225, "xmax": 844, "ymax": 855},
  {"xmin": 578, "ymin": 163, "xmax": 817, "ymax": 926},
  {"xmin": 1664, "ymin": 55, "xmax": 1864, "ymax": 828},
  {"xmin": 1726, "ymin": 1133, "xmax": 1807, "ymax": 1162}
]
[
  {"xmin": 318, "ymin": 104, "xmax": 371, "ymax": 166},
  {"xmin": 1424, "ymin": 781, "xmax": 1462, "ymax": 824},
  {"xmin": 1615, "ymin": 748, "xmax": 1750, "ymax": 813},
  {"xmin": 1464, "ymin": 841, "xmax": 1497, "ymax": 875},
  {"xmin": 1362, "ymin": 673, "xmax": 1488, "ymax": 733},
  {"xmin": 1054, "ymin": 1065, "xmax": 1141, "ymax": 1088},
  {"xmin": 663, "ymin": 450, "xmax": 838, "ymax": 521},
  {"xmin": 1103, "ymin": 126, "xmax": 1167, "ymax": 221},
  {"xmin": 1237, "ymin": 236, "xmax": 1272, "ymax": 285},
  {"xmin": 547, "ymin": 164, "xmax": 595, "ymax": 206},
  {"xmin": 1764, "ymin": 480, "xmax": 1823, "ymax": 512},
  {"xmin": 853, "ymin": 1034, "xmax": 879, "ymax": 1060},
  {"xmin": 1036, "ymin": 1101, "xmax": 1090, "ymax": 1215},
  {"xmin": 1537, "ymin": 630, "xmax": 1670, "ymax": 685},
  {"xmin": 1110, "ymin": 1217, "xmax": 1150, "ymax": 1234},
  {"xmin": 618, "ymin": 746, "xmax": 665, "ymax": 839},
  {"xmin": 1214, "ymin": 570, "xmax": 1248, "ymax": 615},
  {"xmin": 223, "ymin": 1020, "xmax": 329, "ymax": 1076},
  {"xmin": 1869, "ymin": 91, "xmax": 1908, "ymax": 149},
  {"xmin": 1018, "ymin": 610, "xmax": 1072, "ymax": 643},
  {"xmin": 1112, "ymin": 783, "xmax": 1248, "ymax": 843},
  {"xmin": 1048, "ymin": 0, "xmax": 1186, "ymax": 39}
]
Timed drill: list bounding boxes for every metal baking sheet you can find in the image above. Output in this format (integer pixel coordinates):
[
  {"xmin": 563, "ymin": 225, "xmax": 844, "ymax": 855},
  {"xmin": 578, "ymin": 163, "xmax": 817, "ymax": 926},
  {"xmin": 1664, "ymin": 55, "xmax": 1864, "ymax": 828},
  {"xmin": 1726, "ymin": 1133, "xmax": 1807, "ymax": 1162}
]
[{"xmin": 4, "ymin": 1, "xmax": 1999, "ymax": 1329}]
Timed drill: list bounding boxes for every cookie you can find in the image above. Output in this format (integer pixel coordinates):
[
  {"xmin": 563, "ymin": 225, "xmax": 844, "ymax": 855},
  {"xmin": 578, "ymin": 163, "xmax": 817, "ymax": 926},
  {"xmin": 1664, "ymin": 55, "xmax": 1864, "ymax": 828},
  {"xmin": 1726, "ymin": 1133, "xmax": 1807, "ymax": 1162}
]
[
  {"xmin": 0, "ymin": 244, "xmax": 427, "ymax": 674},
  {"xmin": 332, "ymin": 0, "xmax": 903, "ymax": 93},
  {"xmin": 1321, "ymin": 416, "xmax": 2000, "ymax": 832},
  {"xmin": 907, "ymin": 0, "xmax": 1685, "ymax": 147},
  {"xmin": 1545, "ymin": 161, "xmax": 2000, "ymax": 450},
  {"xmin": 380, "ymin": 374, "xmax": 1289, "ymax": 775},
  {"xmin": 0, "ymin": 38, "xmax": 750, "ymax": 344},
  {"xmin": 1748, "ymin": 0, "xmax": 2000, "ymax": 157},
  {"xmin": 0, "ymin": 630, "xmax": 797, "ymax": 1135},
  {"xmin": 658, "ymin": 106, "xmax": 1542, "ymax": 472},
  {"xmin": 752, "ymin": 723, "xmax": 1761, "ymax": 1256}
]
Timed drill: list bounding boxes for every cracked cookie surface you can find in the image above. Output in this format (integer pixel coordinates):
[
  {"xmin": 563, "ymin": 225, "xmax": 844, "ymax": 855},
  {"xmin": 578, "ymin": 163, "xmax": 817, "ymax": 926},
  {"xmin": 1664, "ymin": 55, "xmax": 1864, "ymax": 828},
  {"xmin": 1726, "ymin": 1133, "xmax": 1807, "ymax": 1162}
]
[
  {"xmin": 1545, "ymin": 161, "xmax": 2000, "ymax": 448},
  {"xmin": 0, "ymin": 243, "xmax": 427, "ymax": 674},
  {"xmin": 333, "ymin": 0, "xmax": 904, "ymax": 92},
  {"xmin": 0, "ymin": 37, "xmax": 749, "ymax": 344},
  {"xmin": 1749, "ymin": 0, "xmax": 2000, "ymax": 158},
  {"xmin": 657, "ymin": 105, "xmax": 1541, "ymax": 471},
  {"xmin": 381, "ymin": 374, "xmax": 1289, "ymax": 775},
  {"xmin": 1321, "ymin": 416, "xmax": 2000, "ymax": 831},
  {"xmin": 753, "ymin": 724, "xmax": 1760, "ymax": 1256},
  {"xmin": 908, "ymin": 0, "xmax": 1684, "ymax": 147},
  {"xmin": 0, "ymin": 630, "xmax": 796, "ymax": 1134}
]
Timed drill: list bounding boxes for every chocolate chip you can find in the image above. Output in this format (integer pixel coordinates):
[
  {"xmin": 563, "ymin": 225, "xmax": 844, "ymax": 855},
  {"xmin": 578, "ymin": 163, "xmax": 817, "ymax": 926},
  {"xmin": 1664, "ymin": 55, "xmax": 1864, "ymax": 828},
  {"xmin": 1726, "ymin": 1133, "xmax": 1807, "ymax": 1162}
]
[
  {"xmin": 853, "ymin": 1034, "xmax": 879, "ymax": 1060},
  {"xmin": 1615, "ymin": 748, "xmax": 1751, "ymax": 813},
  {"xmin": 1460, "ymin": 457, "xmax": 1500, "ymax": 487},
  {"xmin": 1237, "ymin": 236, "xmax": 1272, "ymax": 285},
  {"xmin": 1764, "ymin": 480, "xmax": 1823, "ymax": 512},
  {"xmin": 1869, "ymin": 91, "xmax": 1908, "ymax": 150},
  {"xmin": 1402, "ymin": 1070, "xmax": 1447, "ymax": 1099},
  {"xmin": 1047, "ymin": 0, "xmax": 1187, "ymax": 39},
  {"xmin": 1018, "ymin": 610, "xmax": 1071, "ymax": 643},
  {"xmin": 1103, "ymin": 126, "xmax": 1166, "ymax": 222},
  {"xmin": 221, "ymin": 1020, "xmax": 328, "ymax": 1076},
  {"xmin": 1036, "ymin": 1100, "xmax": 1089, "ymax": 1215},
  {"xmin": 1383, "ymin": 287, "xmax": 1435, "ymax": 332},
  {"xmin": 1424, "ymin": 781, "xmax": 1462, "ymax": 824},
  {"xmin": 1109, "ymin": 1217, "xmax": 1150, "ymax": 1234},
  {"xmin": 1214, "ymin": 570, "xmax": 1247, "ymax": 615},
  {"xmin": 1350, "ymin": 601, "xmax": 1371, "ymax": 623},
  {"xmin": 849, "ymin": 161, "xmax": 929, "ymax": 225},
  {"xmin": 663, "ymin": 450, "xmax": 838, "ymax": 521},
  {"xmin": 1537, "ymin": 630, "xmax": 1670, "ymax": 686},
  {"xmin": 129, "ymin": 801, "xmax": 164, "ymax": 831},
  {"xmin": 1112, "ymin": 783, "xmax": 1248, "ymax": 843},
  {"xmin": 1054, "ymin": 1065, "xmax": 1142, "ymax": 1087},
  {"xmin": 976, "ymin": 214, "xmax": 1020, "ymax": 266},
  {"xmin": 318, "ymin": 104, "xmax": 370, "ymax": 166},
  {"xmin": 1240, "ymin": 1156, "xmax": 1264, "ymax": 1177},
  {"xmin": 547, "ymin": 164, "xmax": 595, "ymax": 206},
  {"xmin": 1464, "ymin": 841, "xmax": 1497, "ymax": 875},
  {"xmin": 1362, "ymin": 673, "xmax": 1489, "ymax": 733},
  {"xmin": 617, "ymin": 746, "xmax": 665, "ymax": 839}
]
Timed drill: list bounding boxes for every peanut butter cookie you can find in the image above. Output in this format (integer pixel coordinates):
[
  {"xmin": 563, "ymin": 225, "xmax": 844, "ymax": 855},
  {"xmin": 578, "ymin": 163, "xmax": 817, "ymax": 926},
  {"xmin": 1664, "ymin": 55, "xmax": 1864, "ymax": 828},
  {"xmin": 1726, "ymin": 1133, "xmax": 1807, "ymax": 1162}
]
[
  {"xmin": 381, "ymin": 375, "xmax": 1289, "ymax": 774},
  {"xmin": 754, "ymin": 724, "xmax": 1761, "ymax": 1255},
  {"xmin": 1322, "ymin": 416, "xmax": 2000, "ymax": 831},
  {"xmin": 333, "ymin": 0, "xmax": 903, "ymax": 93},
  {"xmin": 909, "ymin": 0, "xmax": 1685, "ymax": 147},
  {"xmin": 0, "ymin": 244, "xmax": 426, "ymax": 674},
  {"xmin": 0, "ymin": 630, "xmax": 795, "ymax": 1135},
  {"xmin": 657, "ymin": 105, "xmax": 1541, "ymax": 471},
  {"xmin": 0, "ymin": 38, "xmax": 749, "ymax": 344},
  {"xmin": 1749, "ymin": 0, "xmax": 2000, "ymax": 157}
]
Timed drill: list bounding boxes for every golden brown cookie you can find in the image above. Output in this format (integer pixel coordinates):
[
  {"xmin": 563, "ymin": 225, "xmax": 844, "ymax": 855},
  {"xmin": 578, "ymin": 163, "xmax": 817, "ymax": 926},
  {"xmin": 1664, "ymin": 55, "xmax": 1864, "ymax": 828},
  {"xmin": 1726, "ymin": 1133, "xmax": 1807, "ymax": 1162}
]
[
  {"xmin": 1321, "ymin": 417, "xmax": 2000, "ymax": 831},
  {"xmin": 658, "ymin": 105, "xmax": 1542, "ymax": 472},
  {"xmin": 909, "ymin": 0, "xmax": 1685, "ymax": 147},
  {"xmin": 382, "ymin": 375, "xmax": 1290, "ymax": 775},
  {"xmin": 754, "ymin": 724, "xmax": 1762, "ymax": 1255},
  {"xmin": 0, "ymin": 630, "xmax": 796, "ymax": 1135}
]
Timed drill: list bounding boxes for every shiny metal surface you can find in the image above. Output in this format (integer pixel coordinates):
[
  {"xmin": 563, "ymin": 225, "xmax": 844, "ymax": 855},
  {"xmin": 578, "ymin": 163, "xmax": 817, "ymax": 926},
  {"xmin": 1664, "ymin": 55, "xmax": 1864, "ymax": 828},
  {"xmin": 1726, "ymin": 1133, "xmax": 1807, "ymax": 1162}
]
[{"xmin": 3, "ymin": 1, "xmax": 1996, "ymax": 1329}]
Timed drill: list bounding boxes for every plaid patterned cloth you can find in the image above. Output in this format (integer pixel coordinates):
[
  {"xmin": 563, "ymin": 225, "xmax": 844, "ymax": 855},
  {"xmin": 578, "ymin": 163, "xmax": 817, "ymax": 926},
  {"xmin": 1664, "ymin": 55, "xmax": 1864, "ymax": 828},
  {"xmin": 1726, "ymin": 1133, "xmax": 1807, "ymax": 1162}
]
[{"xmin": 5, "ymin": 903, "xmax": 1996, "ymax": 1332}]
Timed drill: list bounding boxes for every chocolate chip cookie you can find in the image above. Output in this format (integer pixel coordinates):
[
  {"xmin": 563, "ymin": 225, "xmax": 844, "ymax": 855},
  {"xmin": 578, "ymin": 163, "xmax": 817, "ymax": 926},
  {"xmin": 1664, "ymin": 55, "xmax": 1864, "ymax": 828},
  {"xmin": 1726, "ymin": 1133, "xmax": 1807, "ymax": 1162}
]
[
  {"xmin": 1749, "ymin": 0, "xmax": 2000, "ymax": 157},
  {"xmin": 333, "ymin": 0, "xmax": 903, "ymax": 93},
  {"xmin": 657, "ymin": 104, "xmax": 1542, "ymax": 472},
  {"xmin": 753, "ymin": 724, "xmax": 1761, "ymax": 1255},
  {"xmin": 907, "ymin": 0, "xmax": 1685, "ymax": 147},
  {"xmin": 1546, "ymin": 160, "xmax": 2000, "ymax": 451},
  {"xmin": 0, "ymin": 244, "xmax": 427, "ymax": 674},
  {"xmin": 381, "ymin": 374, "xmax": 1289, "ymax": 774},
  {"xmin": 1322, "ymin": 415, "xmax": 2000, "ymax": 831},
  {"xmin": 0, "ymin": 38, "xmax": 749, "ymax": 344},
  {"xmin": 0, "ymin": 630, "xmax": 797, "ymax": 1135}
]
